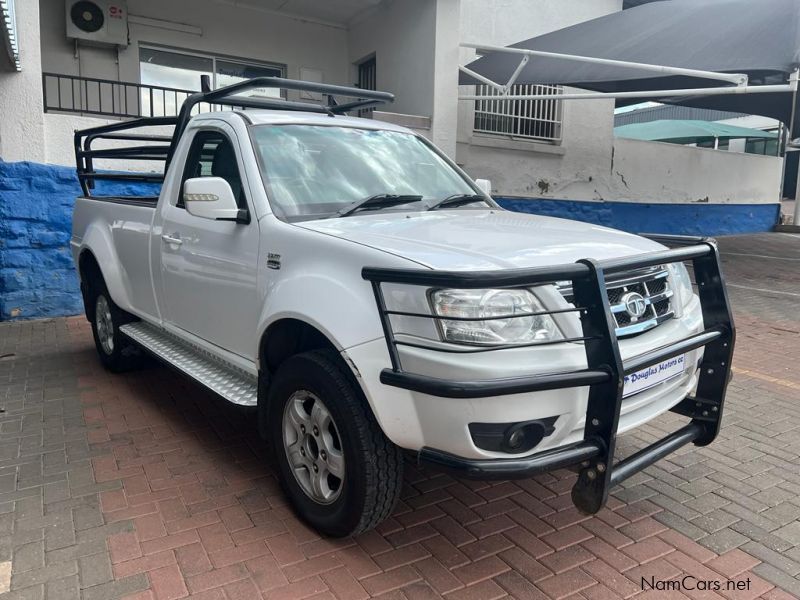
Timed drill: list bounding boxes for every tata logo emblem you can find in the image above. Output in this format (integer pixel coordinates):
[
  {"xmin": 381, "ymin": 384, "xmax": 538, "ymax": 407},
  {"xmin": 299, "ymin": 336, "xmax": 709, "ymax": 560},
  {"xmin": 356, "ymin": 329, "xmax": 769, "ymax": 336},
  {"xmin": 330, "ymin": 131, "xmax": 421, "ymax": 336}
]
[{"xmin": 621, "ymin": 291, "xmax": 648, "ymax": 320}]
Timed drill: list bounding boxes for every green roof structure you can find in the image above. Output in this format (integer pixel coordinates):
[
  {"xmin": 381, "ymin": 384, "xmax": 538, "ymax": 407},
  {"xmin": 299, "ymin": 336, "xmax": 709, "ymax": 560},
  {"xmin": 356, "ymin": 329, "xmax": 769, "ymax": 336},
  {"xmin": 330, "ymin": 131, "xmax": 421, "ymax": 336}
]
[{"xmin": 614, "ymin": 119, "xmax": 777, "ymax": 145}]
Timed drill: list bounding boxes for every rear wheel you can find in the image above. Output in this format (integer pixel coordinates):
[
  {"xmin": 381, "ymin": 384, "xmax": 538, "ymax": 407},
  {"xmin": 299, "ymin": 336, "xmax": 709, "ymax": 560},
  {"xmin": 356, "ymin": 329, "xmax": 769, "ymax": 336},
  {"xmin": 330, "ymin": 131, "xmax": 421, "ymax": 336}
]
[
  {"xmin": 268, "ymin": 349, "xmax": 403, "ymax": 537},
  {"xmin": 88, "ymin": 277, "xmax": 142, "ymax": 372}
]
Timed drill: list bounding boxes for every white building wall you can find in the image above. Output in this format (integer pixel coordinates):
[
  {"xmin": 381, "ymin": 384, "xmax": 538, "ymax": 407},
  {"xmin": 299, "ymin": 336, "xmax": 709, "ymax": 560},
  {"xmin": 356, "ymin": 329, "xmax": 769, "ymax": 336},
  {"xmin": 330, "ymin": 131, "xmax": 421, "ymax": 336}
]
[
  {"xmin": 430, "ymin": 0, "xmax": 461, "ymax": 157},
  {"xmin": 34, "ymin": 0, "xmax": 451, "ymax": 165},
  {"xmin": 611, "ymin": 138, "xmax": 782, "ymax": 205},
  {"xmin": 0, "ymin": 0, "xmax": 46, "ymax": 162},
  {"xmin": 456, "ymin": 0, "xmax": 623, "ymax": 201},
  {"xmin": 348, "ymin": 0, "xmax": 437, "ymax": 119},
  {"xmin": 347, "ymin": 0, "xmax": 459, "ymax": 156},
  {"xmin": 38, "ymin": 0, "xmax": 351, "ymax": 92},
  {"xmin": 43, "ymin": 112, "xmax": 174, "ymax": 169}
]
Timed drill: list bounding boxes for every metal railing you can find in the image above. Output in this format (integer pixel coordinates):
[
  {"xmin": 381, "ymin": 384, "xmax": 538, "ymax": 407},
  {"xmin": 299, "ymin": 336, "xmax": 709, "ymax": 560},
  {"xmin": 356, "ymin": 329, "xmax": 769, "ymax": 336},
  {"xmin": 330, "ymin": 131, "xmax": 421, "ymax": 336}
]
[
  {"xmin": 474, "ymin": 83, "xmax": 563, "ymax": 142},
  {"xmin": 42, "ymin": 73, "xmax": 224, "ymax": 119}
]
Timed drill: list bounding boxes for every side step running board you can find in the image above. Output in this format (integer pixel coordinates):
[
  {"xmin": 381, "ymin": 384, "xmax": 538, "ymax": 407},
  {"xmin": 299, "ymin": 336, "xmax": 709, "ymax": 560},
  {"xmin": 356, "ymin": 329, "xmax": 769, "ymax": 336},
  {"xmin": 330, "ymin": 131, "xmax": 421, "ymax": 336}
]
[{"xmin": 120, "ymin": 322, "xmax": 258, "ymax": 407}]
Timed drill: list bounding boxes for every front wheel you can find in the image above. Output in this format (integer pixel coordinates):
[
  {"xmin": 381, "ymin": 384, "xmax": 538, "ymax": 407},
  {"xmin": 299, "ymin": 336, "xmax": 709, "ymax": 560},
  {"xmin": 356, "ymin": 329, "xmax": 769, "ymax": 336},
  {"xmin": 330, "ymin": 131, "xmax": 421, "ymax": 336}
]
[{"xmin": 268, "ymin": 349, "xmax": 403, "ymax": 537}]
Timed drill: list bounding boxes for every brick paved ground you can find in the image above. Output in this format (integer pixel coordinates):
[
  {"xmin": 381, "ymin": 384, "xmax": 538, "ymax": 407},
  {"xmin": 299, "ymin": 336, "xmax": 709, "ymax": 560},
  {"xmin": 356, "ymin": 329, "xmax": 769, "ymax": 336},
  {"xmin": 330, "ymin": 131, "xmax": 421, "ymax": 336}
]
[
  {"xmin": 613, "ymin": 232, "xmax": 800, "ymax": 595},
  {"xmin": 0, "ymin": 232, "xmax": 797, "ymax": 599}
]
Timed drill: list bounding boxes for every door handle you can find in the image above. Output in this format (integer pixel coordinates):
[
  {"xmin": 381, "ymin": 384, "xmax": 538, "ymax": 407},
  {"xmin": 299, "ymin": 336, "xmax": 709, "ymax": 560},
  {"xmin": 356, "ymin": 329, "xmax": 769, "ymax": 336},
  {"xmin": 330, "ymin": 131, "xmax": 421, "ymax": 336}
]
[{"xmin": 161, "ymin": 234, "xmax": 183, "ymax": 246}]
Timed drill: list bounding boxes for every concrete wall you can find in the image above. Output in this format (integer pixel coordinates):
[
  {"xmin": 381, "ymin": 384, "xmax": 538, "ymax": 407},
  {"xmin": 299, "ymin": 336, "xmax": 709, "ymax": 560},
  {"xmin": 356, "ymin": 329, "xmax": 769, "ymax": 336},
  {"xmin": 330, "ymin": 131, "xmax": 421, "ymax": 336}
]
[
  {"xmin": 430, "ymin": 0, "xmax": 461, "ymax": 157},
  {"xmin": 39, "ymin": 0, "xmax": 350, "ymax": 89},
  {"xmin": 496, "ymin": 197, "xmax": 781, "ymax": 236},
  {"xmin": 0, "ymin": 162, "xmax": 79, "ymax": 320},
  {"xmin": 0, "ymin": 0, "xmax": 46, "ymax": 162},
  {"xmin": 347, "ymin": 0, "xmax": 459, "ymax": 156},
  {"xmin": 348, "ymin": 0, "xmax": 437, "ymax": 119},
  {"xmin": 43, "ymin": 112, "xmax": 172, "ymax": 169},
  {"xmin": 456, "ymin": 0, "xmax": 624, "ymax": 201},
  {"xmin": 610, "ymin": 138, "xmax": 783, "ymax": 205},
  {"xmin": 0, "ymin": 161, "xmax": 160, "ymax": 320},
  {"xmin": 497, "ymin": 138, "xmax": 783, "ymax": 235}
]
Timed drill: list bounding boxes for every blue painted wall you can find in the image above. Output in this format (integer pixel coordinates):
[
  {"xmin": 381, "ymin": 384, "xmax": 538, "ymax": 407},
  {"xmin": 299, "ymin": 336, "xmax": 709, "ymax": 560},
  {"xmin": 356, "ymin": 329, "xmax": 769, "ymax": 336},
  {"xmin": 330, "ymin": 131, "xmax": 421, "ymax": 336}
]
[
  {"xmin": 0, "ymin": 161, "xmax": 158, "ymax": 321},
  {"xmin": 495, "ymin": 197, "xmax": 780, "ymax": 237}
]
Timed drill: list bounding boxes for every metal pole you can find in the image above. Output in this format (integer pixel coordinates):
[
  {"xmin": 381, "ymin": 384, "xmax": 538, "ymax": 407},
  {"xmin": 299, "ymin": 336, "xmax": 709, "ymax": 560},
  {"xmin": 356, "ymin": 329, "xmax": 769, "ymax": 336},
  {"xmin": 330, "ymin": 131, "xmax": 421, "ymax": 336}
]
[
  {"xmin": 459, "ymin": 83, "xmax": 796, "ymax": 102},
  {"xmin": 460, "ymin": 42, "xmax": 748, "ymax": 85},
  {"xmin": 778, "ymin": 122, "xmax": 788, "ymax": 202},
  {"xmin": 791, "ymin": 70, "xmax": 800, "ymax": 226}
]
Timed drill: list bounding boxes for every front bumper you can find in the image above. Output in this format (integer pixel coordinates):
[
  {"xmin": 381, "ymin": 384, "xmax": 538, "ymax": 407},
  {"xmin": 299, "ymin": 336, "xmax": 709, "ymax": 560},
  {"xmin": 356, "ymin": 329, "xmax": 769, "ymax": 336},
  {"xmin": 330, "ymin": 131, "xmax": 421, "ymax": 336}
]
[
  {"xmin": 418, "ymin": 422, "xmax": 703, "ymax": 482},
  {"xmin": 347, "ymin": 312, "xmax": 704, "ymax": 459},
  {"xmin": 360, "ymin": 235, "xmax": 735, "ymax": 514}
]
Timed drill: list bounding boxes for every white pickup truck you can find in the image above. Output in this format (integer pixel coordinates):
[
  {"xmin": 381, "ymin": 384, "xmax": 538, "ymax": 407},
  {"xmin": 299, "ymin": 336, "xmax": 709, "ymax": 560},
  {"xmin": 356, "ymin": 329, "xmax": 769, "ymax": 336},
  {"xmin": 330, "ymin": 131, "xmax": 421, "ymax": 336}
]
[{"xmin": 71, "ymin": 78, "xmax": 735, "ymax": 537}]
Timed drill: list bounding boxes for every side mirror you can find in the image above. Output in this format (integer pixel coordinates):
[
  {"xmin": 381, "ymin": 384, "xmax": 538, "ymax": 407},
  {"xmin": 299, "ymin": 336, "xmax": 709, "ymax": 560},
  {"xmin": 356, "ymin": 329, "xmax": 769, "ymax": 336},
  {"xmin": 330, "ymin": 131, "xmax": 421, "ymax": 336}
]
[
  {"xmin": 475, "ymin": 178, "xmax": 492, "ymax": 196},
  {"xmin": 183, "ymin": 177, "xmax": 247, "ymax": 222}
]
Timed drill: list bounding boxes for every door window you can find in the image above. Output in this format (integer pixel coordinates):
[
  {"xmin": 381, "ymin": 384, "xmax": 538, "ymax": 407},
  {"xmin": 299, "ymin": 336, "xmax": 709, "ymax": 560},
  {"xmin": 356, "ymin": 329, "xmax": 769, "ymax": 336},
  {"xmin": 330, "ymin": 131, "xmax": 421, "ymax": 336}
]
[{"xmin": 179, "ymin": 131, "xmax": 247, "ymax": 210}]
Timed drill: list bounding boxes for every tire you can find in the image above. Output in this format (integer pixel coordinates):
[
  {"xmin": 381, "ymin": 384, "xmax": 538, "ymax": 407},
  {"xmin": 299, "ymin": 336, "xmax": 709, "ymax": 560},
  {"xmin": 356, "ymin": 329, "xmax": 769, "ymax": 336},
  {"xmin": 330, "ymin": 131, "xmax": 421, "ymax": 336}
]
[
  {"xmin": 87, "ymin": 276, "xmax": 142, "ymax": 373},
  {"xmin": 268, "ymin": 349, "xmax": 403, "ymax": 537}
]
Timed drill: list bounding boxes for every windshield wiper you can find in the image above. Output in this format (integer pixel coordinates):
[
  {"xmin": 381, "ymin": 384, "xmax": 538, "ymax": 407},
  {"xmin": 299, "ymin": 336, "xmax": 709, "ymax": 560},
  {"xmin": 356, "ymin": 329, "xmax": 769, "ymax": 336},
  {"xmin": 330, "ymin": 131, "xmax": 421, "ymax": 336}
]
[
  {"xmin": 335, "ymin": 194, "xmax": 423, "ymax": 218},
  {"xmin": 427, "ymin": 194, "xmax": 487, "ymax": 211}
]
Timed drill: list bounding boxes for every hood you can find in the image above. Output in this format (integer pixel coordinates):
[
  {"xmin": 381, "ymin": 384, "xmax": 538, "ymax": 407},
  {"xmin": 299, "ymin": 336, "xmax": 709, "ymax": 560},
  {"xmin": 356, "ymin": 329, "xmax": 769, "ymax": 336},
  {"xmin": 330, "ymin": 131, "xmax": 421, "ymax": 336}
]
[{"xmin": 295, "ymin": 209, "xmax": 665, "ymax": 270}]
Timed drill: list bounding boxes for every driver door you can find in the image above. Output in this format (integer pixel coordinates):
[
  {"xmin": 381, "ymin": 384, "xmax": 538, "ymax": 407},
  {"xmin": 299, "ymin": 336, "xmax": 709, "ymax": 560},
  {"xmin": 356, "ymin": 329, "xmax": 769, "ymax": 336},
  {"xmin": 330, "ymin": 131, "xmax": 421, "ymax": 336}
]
[{"xmin": 157, "ymin": 124, "xmax": 261, "ymax": 360}]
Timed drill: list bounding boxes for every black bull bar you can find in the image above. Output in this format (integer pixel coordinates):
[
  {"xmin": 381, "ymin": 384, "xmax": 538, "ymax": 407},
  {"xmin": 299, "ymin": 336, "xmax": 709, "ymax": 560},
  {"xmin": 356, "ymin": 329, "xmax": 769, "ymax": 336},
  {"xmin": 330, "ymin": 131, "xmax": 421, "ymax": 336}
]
[{"xmin": 362, "ymin": 234, "xmax": 735, "ymax": 514}]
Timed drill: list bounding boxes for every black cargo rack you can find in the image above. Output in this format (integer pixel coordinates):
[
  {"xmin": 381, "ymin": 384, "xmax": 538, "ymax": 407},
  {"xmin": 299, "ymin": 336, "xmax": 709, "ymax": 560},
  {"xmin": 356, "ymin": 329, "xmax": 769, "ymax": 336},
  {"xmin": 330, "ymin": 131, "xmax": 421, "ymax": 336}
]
[
  {"xmin": 74, "ymin": 76, "xmax": 395, "ymax": 197},
  {"xmin": 363, "ymin": 234, "xmax": 735, "ymax": 514}
]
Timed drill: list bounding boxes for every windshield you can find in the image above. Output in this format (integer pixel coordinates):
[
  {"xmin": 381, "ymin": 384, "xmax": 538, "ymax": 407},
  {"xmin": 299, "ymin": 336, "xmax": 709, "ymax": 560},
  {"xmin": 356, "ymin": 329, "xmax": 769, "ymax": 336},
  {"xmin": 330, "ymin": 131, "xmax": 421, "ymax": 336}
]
[{"xmin": 251, "ymin": 124, "xmax": 480, "ymax": 221}]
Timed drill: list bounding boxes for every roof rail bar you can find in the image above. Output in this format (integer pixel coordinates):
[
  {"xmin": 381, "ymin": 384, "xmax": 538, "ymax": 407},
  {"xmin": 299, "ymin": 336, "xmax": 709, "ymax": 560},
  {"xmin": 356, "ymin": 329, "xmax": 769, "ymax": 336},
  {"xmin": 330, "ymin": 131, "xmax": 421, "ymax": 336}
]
[
  {"xmin": 73, "ymin": 76, "xmax": 394, "ymax": 195},
  {"xmin": 166, "ymin": 76, "xmax": 395, "ymax": 167}
]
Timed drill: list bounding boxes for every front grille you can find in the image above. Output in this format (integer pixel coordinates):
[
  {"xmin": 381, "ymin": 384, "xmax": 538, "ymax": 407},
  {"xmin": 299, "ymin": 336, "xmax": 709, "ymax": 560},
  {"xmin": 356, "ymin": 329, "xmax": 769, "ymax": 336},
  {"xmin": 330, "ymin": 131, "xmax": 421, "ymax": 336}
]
[{"xmin": 559, "ymin": 266, "xmax": 675, "ymax": 338}]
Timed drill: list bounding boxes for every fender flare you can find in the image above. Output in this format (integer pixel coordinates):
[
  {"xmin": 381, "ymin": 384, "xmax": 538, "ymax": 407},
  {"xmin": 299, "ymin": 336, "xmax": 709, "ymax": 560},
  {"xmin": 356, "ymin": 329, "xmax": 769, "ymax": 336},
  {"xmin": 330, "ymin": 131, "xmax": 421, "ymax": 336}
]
[
  {"xmin": 254, "ymin": 273, "xmax": 388, "ymax": 438},
  {"xmin": 77, "ymin": 223, "xmax": 133, "ymax": 313},
  {"xmin": 255, "ymin": 274, "xmax": 384, "ymax": 361}
]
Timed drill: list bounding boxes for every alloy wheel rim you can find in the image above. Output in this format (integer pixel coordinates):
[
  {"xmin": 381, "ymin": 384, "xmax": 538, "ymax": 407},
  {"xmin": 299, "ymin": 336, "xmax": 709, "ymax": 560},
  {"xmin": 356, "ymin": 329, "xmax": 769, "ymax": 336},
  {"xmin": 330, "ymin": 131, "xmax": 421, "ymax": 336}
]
[
  {"xmin": 282, "ymin": 390, "xmax": 345, "ymax": 504},
  {"xmin": 95, "ymin": 295, "xmax": 114, "ymax": 355}
]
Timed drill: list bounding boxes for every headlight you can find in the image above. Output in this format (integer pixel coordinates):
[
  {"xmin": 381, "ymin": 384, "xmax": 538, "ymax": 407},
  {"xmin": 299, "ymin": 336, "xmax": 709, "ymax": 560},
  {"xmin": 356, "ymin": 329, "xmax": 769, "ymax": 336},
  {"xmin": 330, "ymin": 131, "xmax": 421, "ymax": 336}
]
[
  {"xmin": 429, "ymin": 288, "xmax": 563, "ymax": 346},
  {"xmin": 668, "ymin": 262, "xmax": 694, "ymax": 310}
]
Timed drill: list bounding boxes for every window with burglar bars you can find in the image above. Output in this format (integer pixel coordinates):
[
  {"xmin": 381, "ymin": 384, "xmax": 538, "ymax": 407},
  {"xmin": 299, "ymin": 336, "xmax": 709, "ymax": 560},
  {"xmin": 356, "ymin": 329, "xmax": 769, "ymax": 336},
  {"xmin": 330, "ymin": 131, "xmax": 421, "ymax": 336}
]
[{"xmin": 474, "ymin": 83, "xmax": 563, "ymax": 143}]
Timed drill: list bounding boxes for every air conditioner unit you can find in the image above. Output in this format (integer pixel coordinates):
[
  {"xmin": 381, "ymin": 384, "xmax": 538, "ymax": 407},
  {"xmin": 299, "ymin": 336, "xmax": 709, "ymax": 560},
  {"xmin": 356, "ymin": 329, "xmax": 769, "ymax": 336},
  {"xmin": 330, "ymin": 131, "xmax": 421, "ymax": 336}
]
[{"xmin": 65, "ymin": 0, "xmax": 128, "ymax": 47}]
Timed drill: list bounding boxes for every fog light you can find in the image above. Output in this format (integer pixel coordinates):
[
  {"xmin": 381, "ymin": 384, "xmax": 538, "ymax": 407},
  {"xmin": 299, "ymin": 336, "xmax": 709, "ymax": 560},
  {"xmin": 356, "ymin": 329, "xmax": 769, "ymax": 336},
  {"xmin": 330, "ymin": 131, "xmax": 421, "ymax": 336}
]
[
  {"xmin": 469, "ymin": 417, "xmax": 558, "ymax": 454},
  {"xmin": 502, "ymin": 422, "xmax": 546, "ymax": 453},
  {"xmin": 506, "ymin": 428, "xmax": 526, "ymax": 450}
]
